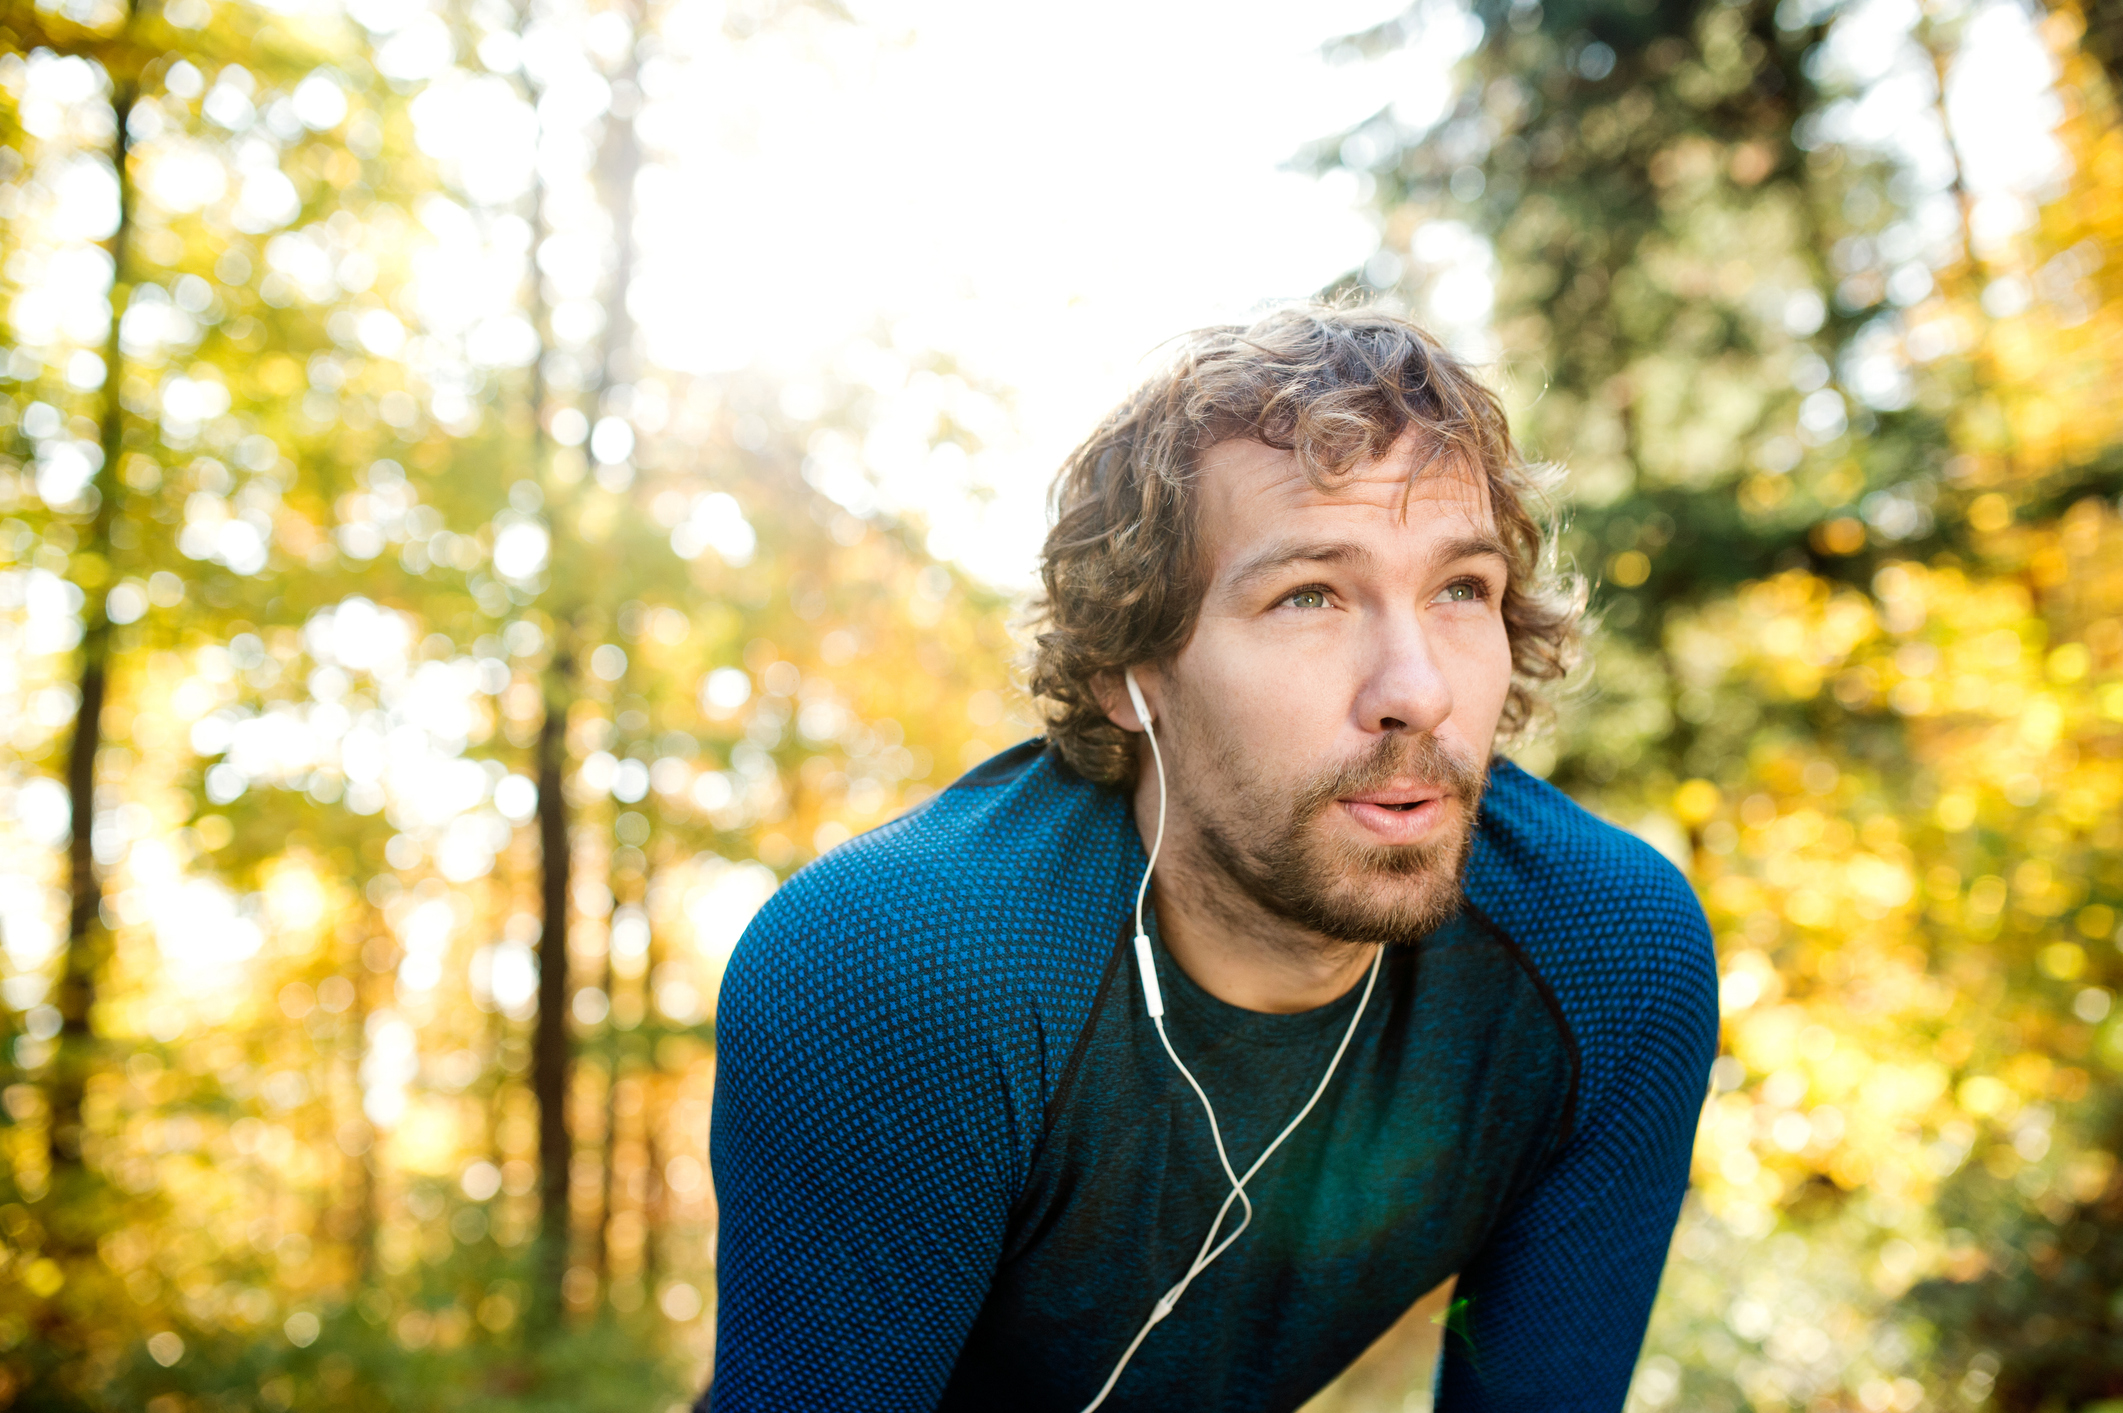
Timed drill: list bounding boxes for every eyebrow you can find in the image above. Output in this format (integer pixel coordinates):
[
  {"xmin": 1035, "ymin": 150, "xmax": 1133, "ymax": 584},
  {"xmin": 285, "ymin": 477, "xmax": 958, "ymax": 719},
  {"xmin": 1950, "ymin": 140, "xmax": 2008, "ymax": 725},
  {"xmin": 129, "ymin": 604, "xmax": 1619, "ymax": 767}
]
[
  {"xmin": 1223, "ymin": 539, "xmax": 1376, "ymax": 591},
  {"xmin": 1222, "ymin": 533, "xmax": 1511, "ymax": 592},
  {"xmin": 1429, "ymin": 532, "xmax": 1513, "ymax": 570}
]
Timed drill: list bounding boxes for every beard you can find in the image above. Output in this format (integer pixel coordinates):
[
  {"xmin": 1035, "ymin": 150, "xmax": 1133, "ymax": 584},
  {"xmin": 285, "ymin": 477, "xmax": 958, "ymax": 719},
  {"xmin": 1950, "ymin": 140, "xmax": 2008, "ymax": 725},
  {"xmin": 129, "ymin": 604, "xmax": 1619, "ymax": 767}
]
[{"xmin": 1183, "ymin": 729, "xmax": 1488, "ymax": 946}]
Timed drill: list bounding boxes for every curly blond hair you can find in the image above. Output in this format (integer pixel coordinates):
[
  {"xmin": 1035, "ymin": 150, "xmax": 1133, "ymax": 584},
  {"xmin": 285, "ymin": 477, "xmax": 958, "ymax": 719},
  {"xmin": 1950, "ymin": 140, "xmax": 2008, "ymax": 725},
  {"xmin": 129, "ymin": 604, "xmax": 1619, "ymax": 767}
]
[{"xmin": 1026, "ymin": 304, "xmax": 1583, "ymax": 787}]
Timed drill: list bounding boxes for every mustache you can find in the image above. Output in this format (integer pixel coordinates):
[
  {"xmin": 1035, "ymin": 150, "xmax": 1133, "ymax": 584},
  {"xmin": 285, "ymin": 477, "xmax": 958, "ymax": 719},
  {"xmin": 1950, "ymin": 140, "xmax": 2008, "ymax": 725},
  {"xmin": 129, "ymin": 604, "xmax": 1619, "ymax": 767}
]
[{"xmin": 1289, "ymin": 732, "xmax": 1488, "ymax": 821}]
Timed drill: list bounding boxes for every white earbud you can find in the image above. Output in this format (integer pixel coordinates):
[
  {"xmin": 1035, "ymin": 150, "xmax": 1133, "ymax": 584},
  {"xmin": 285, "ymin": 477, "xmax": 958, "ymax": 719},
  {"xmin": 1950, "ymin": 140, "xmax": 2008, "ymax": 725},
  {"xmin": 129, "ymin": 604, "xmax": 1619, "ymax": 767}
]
[
  {"xmin": 1080, "ymin": 667, "xmax": 1386, "ymax": 1411},
  {"xmin": 1124, "ymin": 666, "xmax": 1154, "ymax": 728},
  {"xmin": 1124, "ymin": 667, "xmax": 1166, "ymax": 1020}
]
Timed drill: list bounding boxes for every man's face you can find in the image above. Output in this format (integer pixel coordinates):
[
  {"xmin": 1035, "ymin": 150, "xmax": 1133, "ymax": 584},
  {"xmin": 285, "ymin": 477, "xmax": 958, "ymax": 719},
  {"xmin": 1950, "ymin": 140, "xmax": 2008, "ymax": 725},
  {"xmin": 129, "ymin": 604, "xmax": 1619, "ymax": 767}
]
[{"xmin": 1142, "ymin": 433, "xmax": 1516, "ymax": 946}]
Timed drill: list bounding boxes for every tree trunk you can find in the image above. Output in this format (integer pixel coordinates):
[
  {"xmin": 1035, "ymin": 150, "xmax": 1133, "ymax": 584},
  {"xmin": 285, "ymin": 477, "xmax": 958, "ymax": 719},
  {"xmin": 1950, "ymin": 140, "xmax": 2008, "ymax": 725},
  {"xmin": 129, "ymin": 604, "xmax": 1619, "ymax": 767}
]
[
  {"xmin": 515, "ymin": 0, "xmax": 576, "ymax": 1319},
  {"xmin": 352, "ymin": 937, "xmax": 380, "ymax": 1286},
  {"xmin": 642, "ymin": 1082, "xmax": 665, "ymax": 1293},
  {"xmin": 49, "ymin": 58, "xmax": 137, "ymax": 1174},
  {"xmin": 532, "ymin": 659, "xmax": 573, "ymax": 1312},
  {"xmin": 595, "ymin": 928, "xmax": 618, "ymax": 1288},
  {"xmin": 641, "ymin": 875, "xmax": 668, "ymax": 1294},
  {"xmin": 581, "ymin": 0, "xmax": 644, "ymax": 1307}
]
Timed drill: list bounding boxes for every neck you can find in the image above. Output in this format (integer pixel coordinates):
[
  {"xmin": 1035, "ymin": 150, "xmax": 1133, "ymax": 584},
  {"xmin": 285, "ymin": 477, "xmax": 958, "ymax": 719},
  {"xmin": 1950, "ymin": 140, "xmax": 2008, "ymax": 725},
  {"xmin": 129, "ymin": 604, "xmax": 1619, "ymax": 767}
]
[{"xmin": 1133, "ymin": 775, "xmax": 1377, "ymax": 1015}]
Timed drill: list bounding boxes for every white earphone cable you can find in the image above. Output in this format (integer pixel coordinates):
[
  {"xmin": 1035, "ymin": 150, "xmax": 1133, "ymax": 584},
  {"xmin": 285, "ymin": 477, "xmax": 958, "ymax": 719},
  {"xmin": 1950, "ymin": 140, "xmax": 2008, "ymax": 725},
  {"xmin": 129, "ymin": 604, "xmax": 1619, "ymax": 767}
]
[
  {"xmin": 1131, "ymin": 672, "xmax": 1166, "ymax": 947},
  {"xmin": 1080, "ymin": 673, "xmax": 1382, "ymax": 1413}
]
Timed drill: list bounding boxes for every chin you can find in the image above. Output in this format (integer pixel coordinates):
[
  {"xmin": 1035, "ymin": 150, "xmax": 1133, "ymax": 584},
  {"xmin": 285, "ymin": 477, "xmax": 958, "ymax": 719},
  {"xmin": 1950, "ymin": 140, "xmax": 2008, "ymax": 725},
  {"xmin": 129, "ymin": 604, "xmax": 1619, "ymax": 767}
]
[
  {"xmin": 1303, "ymin": 862, "xmax": 1468, "ymax": 945},
  {"xmin": 1203, "ymin": 811, "xmax": 1475, "ymax": 946}
]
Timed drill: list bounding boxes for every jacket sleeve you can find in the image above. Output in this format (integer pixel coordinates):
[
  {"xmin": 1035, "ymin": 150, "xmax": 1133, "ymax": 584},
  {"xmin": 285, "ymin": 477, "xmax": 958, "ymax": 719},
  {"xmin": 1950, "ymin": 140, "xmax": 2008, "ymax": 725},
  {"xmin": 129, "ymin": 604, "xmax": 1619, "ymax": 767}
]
[
  {"xmin": 706, "ymin": 892, "xmax": 1028, "ymax": 1412},
  {"xmin": 1437, "ymin": 892, "xmax": 1718, "ymax": 1412}
]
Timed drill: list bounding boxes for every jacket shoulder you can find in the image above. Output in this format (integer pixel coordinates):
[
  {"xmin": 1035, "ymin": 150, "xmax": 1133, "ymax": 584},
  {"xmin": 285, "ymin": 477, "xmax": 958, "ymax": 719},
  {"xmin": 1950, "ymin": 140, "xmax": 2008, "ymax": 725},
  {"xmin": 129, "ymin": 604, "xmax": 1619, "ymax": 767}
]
[
  {"xmin": 738, "ymin": 741, "xmax": 1137, "ymax": 979},
  {"xmin": 717, "ymin": 742, "xmax": 1137, "ymax": 1152},
  {"xmin": 1471, "ymin": 760, "xmax": 1706, "ymax": 927},
  {"xmin": 1466, "ymin": 759, "xmax": 1718, "ymax": 1102}
]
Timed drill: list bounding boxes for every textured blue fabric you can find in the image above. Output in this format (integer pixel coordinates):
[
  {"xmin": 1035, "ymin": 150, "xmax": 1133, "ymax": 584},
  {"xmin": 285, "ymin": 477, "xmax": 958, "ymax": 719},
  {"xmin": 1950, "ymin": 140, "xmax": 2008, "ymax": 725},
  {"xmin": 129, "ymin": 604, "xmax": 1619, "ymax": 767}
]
[
  {"xmin": 708, "ymin": 742, "xmax": 1717, "ymax": 1412},
  {"xmin": 1439, "ymin": 761, "xmax": 1719, "ymax": 1409}
]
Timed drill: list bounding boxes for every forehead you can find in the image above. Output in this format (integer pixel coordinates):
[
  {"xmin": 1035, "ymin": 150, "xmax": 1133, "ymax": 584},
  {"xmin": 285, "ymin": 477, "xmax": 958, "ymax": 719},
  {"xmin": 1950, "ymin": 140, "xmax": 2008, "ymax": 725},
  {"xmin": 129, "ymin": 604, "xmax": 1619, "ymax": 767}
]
[{"xmin": 1191, "ymin": 433, "xmax": 1497, "ymax": 571}]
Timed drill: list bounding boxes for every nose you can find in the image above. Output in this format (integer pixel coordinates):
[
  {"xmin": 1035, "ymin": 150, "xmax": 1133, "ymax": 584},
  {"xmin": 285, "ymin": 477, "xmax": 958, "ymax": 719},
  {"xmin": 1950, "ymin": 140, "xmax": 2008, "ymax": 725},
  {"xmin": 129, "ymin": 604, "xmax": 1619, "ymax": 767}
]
[{"xmin": 1354, "ymin": 607, "xmax": 1453, "ymax": 737}]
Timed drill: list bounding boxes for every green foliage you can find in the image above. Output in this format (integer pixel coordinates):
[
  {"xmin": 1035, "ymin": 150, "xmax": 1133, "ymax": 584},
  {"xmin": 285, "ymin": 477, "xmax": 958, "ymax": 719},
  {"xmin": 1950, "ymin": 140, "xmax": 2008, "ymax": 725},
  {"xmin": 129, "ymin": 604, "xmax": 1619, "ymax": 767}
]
[
  {"xmin": 7, "ymin": 0, "xmax": 2123, "ymax": 1408},
  {"xmin": 0, "ymin": 0, "xmax": 1022, "ymax": 1406},
  {"xmin": 1302, "ymin": 0, "xmax": 2123, "ymax": 1408},
  {"xmin": 97, "ymin": 1304, "xmax": 694, "ymax": 1413},
  {"xmin": 1909, "ymin": 1092, "xmax": 2123, "ymax": 1413}
]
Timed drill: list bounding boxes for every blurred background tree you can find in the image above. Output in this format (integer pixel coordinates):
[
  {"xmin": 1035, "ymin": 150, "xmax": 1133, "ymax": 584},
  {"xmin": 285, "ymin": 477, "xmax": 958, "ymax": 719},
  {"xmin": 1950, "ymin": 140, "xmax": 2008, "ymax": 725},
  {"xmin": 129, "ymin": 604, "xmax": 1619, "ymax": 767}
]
[
  {"xmin": 0, "ymin": 0, "xmax": 1020, "ymax": 1405},
  {"xmin": 3, "ymin": 0, "xmax": 2121, "ymax": 1409},
  {"xmin": 1305, "ymin": 0, "xmax": 2123, "ymax": 1407}
]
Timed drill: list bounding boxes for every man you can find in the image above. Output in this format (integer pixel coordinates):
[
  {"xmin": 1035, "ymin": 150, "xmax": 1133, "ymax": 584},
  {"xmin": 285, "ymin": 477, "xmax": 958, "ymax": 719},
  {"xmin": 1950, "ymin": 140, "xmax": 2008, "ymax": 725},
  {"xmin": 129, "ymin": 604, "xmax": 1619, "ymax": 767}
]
[{"xmin": 706, "ymin": 306, "xmax": 1718, "ymax": 1412}]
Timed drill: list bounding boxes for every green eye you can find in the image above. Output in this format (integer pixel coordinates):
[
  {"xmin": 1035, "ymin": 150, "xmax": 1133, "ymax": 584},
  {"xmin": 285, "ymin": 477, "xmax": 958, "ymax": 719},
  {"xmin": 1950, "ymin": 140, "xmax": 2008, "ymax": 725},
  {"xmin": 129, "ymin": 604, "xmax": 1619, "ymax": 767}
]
[
  {"xmin": 1439, "ymin": 581, "xmax": 1482, "ymax": 603},
  {"xmin": 1286, "ymin": 588, "xmax": 1328, "ymax": 610}
]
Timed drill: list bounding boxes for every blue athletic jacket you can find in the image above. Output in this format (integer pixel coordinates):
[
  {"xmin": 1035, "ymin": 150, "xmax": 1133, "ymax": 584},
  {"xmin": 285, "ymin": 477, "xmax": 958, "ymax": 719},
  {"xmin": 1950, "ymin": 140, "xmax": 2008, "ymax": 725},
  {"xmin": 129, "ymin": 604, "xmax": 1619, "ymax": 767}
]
[{"xmin": 707, "ymin": 741, "xmax": 1717, "ymax": 1411}]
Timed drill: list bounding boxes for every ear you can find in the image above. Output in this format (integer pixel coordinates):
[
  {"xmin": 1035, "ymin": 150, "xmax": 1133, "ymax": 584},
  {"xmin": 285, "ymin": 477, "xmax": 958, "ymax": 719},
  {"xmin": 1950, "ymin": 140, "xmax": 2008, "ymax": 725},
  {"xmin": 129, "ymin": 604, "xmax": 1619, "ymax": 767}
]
[{"xmin": 1093, "ymin": 667, "xmax": 1155, "ymax": 734}]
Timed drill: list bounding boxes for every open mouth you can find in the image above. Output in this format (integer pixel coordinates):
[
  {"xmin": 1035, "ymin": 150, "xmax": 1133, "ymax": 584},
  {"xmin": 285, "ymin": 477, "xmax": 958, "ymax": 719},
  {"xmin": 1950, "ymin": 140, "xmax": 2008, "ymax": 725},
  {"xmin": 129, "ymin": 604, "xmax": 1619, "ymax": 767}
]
[
  {"xmin": 1336, "ymin": 789, "xmax": 1455, "ymax": 842},
  {"xmin": 1340, "ymin": 789, "xmax": 1450, "ymax": 811}
]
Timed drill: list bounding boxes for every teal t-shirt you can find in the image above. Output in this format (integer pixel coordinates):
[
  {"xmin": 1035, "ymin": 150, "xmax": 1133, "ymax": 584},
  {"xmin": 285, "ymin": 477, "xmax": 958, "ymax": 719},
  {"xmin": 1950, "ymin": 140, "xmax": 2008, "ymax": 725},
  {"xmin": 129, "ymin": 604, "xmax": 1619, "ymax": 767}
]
[{"xmin": 939, "ymin": 910, "xmax": 1574, "ymax": 1409}]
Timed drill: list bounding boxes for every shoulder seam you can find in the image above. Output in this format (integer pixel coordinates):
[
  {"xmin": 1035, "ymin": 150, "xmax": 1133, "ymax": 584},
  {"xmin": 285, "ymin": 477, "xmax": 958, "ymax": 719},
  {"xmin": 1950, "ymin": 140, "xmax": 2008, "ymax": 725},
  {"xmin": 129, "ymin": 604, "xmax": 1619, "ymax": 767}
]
[
  {"xmin": 1035, "ymin": 927, "xmax": 1132, "ymax": 1143},
  {"xmin": 1460, "ymin": 899, "xmax": 1581, "ymax": 1162},
  {"xmin": 996, "ymin": 927, "xmax": 1131, "ymax": 1265}
]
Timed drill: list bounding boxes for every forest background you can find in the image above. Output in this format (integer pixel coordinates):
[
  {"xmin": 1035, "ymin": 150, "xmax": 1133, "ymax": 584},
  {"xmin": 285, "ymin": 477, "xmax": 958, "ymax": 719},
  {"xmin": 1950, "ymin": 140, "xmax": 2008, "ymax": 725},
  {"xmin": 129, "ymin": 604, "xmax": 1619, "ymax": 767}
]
[{"xmin": 1, "ymin": 0, "xmax": 2121, "ymax": 1407}]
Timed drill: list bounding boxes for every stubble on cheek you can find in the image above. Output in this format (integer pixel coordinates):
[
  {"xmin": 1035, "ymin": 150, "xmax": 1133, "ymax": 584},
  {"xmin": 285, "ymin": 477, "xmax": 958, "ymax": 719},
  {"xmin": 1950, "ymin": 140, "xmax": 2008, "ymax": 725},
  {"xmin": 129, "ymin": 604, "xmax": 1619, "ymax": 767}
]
[{"xmin": 1189, "ymin": 731, "xmax": 1489, "ymax": 946}]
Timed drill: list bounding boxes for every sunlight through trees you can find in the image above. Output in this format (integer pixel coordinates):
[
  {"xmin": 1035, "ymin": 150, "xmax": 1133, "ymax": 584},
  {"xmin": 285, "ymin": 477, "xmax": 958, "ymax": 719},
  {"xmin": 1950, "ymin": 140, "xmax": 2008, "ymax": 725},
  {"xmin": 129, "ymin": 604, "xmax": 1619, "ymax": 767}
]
[{"xmin": 4, "ymin": 0, "xmax": 2122, "ymax": 1408}]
